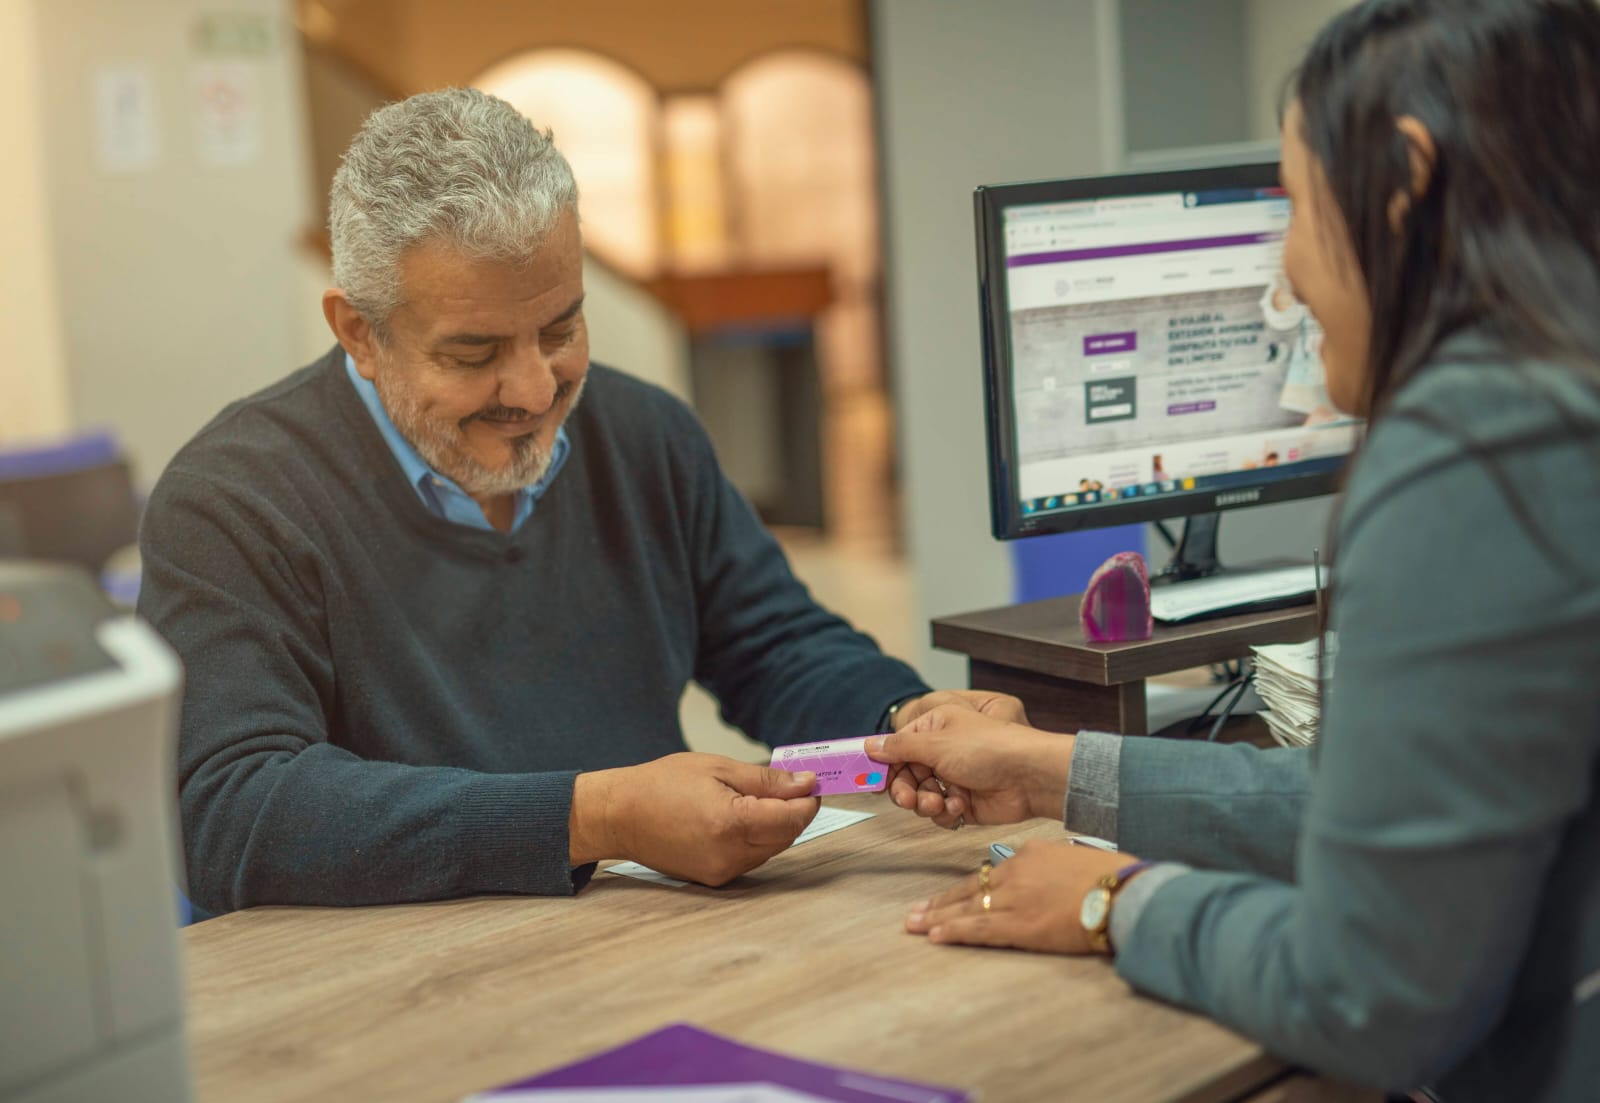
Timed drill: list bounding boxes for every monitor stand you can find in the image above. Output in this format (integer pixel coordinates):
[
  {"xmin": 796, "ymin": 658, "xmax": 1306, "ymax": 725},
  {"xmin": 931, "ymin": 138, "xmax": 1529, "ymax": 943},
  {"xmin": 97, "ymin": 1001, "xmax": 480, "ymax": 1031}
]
[
  {"xmin": 1147, "ymin": 510, "xmax": 1322, "ymax": 625},
  {"xmin": 1151, "ymin": 511, "xmax": 1226, "ymax": 586},
  {"xmin": 1151, "ymin": 511, "xmax": 1318, "ymax": 584}
]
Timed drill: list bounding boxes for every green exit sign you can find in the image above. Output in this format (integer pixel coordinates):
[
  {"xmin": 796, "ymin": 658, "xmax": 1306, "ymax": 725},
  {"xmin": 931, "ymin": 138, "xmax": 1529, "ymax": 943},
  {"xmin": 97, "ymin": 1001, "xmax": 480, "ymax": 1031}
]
[{"xmin": 194, "ymin": 13, "xmax": 276, "ymax": 56}]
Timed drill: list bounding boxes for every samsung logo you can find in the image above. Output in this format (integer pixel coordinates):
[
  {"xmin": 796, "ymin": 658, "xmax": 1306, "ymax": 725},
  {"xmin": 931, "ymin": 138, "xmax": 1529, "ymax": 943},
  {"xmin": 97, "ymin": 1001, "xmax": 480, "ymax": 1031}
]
[{"xmin": 1215, "ymin": 488, "xmax": 1263, "ymax": 508}]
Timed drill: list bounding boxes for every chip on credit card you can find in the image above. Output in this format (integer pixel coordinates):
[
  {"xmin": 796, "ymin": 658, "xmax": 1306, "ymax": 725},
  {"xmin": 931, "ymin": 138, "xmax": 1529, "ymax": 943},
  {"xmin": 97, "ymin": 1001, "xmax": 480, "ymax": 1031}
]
[{"xmin": 768, "ymin": 736, "xmax": 888, "ymax": 796}]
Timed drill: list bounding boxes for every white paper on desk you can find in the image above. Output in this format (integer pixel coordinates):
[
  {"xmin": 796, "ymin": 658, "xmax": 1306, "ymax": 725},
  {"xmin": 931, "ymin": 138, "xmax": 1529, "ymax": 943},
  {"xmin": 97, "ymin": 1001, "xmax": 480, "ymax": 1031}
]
[
  {"xmin": 471, "ymin": 1082, "xmax": 834, "ymax": 1102},
  {"xmin": 1253, "ymin": 639, "xmax": 1322, "ymax": 680},
  {"xmin": 606, "ymin": 806, "xmax": 875, "ymax": 888},
  {"xmin": 1253, "ymin": 636, "xmax": 1335, "ymax": 747},
  {"xmin": 1069, "ymin": 834, "xmax": 1119, "ymax": 852}
]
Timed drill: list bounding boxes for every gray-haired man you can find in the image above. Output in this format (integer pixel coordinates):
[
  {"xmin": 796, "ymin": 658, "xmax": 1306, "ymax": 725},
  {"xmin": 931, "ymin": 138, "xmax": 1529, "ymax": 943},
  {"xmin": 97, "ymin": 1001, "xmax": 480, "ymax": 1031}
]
[{"xmin": 140, "ymin": 88, "xmax": 1022, "ymax": 915}]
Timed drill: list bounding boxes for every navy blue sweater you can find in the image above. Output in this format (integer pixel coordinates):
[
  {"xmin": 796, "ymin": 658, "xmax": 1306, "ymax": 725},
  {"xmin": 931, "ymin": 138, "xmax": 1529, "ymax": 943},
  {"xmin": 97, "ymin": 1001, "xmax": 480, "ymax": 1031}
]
[{"xmin": 139, "ymin": 348, "xmax": 929, "ymax": 914}]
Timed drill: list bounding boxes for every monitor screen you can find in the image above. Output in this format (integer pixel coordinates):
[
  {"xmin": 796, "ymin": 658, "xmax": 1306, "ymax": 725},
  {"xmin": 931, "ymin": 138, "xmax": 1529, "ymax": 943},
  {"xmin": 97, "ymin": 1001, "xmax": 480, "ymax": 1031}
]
[{"xmin": 975, "ymin": 163, "xmax": 1362, "ymax": 540}]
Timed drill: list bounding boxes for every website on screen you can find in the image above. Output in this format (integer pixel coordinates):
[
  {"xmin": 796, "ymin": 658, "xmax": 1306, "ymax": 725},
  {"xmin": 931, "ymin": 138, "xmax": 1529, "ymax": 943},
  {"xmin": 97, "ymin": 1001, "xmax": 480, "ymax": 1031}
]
[{"xmin": 1002, "ymin": 189, "xmax": 1358, "ymax": 515}]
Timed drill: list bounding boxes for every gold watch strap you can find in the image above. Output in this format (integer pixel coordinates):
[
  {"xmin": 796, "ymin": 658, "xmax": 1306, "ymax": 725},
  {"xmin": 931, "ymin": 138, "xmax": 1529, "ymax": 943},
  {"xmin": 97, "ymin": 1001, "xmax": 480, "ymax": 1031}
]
[{"xmin": 1086, "ymin": 861, "xmax": 1157, "ymax": 954}]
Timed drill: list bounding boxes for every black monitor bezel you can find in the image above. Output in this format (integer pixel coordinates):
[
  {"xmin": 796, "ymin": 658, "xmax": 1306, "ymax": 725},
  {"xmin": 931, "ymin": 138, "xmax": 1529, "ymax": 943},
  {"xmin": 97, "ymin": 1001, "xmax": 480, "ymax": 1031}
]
[{"xmin": 975, "ymin": 161, "xmax": 1350, "ymax": 542}]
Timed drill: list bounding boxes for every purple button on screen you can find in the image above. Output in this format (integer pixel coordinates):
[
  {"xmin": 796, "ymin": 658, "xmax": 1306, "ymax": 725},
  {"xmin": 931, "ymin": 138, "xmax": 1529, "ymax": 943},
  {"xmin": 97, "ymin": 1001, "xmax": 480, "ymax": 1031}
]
[
  {"xmin": 1167, "ymin": 400, "xmax": 1218, "ymax": 415},
  {"xmin": 1084, "ymin": 331, "xmax": 1137, "ymax": 356}
]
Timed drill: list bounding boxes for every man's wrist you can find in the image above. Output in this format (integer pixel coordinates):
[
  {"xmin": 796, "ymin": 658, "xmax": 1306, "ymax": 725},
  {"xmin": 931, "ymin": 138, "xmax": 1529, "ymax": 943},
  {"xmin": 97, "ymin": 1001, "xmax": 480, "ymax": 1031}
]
[
  {"xmin": 881, "ymin": 692, "xmax": 925, "ymax": 733},
  {"xmin": 1025, "ymin": 732, "xmax": 1075, "ymax": 820},
  {"xmin": 569, "ymin": 768, "xmax": 625, "ymax": 865}
]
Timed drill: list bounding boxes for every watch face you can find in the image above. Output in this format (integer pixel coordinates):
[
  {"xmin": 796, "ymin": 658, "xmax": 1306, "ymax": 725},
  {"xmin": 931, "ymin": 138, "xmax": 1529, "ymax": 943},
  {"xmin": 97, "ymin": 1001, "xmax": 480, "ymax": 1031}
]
[{"xmin": 1080, "ymin": 886, "xmax": 1111, "ymax": 931}]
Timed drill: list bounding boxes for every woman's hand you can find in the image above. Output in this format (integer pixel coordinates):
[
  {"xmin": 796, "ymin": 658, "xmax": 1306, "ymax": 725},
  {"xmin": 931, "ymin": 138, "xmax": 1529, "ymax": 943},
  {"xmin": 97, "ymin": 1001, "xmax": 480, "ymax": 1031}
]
[
  {"xmin": 876, "ymin": 692, "xmax": 1031, "ymax": 829},
  {"xmin": 865, "ymin": 704, "xmax": 1074, "ymax": 827},
  {"xmin": 906, "ymin": 841, "xmax": 1137, "ymax": 955}
]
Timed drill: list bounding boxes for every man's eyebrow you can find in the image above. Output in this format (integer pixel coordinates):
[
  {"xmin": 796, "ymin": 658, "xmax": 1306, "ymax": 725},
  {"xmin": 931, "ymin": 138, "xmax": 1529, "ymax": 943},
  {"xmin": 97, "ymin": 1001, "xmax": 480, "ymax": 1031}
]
[
  {"xmin": 433, "ymin": 297, "xmax": 583, "ymax": 346},
  {"xmin": 545, "ymin": 296, "xmax": 585, "ymax": 327}
]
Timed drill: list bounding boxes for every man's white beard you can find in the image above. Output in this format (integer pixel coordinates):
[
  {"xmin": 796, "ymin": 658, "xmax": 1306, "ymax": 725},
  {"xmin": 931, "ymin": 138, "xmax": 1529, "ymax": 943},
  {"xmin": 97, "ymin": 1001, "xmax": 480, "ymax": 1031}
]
[{"xmin": 375, "ymin": 371, "xmax": 583, "ymax": 496}]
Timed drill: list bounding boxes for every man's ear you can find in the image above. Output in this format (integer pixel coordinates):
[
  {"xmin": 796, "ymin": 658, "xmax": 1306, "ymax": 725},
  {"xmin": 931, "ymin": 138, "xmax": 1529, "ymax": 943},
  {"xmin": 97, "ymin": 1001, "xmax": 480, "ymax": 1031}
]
[
  {"xmin": 323, "ymin": 290, "xmax": 382, "ymax": 381},
  {"xmin": 1388, "ymin": 115, "xmax": 1438, "ymax": 232}
]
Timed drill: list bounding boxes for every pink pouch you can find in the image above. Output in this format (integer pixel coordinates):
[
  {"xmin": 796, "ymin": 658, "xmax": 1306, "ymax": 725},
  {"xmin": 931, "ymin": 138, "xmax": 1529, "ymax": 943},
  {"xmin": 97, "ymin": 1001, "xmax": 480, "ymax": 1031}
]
[{"xmin": 1080, "ymin": 551, "xmax": 1153, "ymax": 642}]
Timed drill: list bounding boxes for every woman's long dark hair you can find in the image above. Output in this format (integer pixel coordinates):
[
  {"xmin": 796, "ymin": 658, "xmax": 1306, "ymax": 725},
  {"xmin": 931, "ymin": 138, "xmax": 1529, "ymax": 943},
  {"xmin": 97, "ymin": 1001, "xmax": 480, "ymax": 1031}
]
[{"xmin": 1294, "ymin": 0, "xmax": 1600, "ymax": 417}]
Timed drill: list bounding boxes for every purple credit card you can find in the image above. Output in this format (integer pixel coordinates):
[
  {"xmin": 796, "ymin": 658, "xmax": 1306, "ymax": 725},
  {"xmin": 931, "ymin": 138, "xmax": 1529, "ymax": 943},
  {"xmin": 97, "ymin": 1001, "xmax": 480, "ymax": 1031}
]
[{"xmin": 769, "ymin": 736, "xmax": 887, "ymax": 796}]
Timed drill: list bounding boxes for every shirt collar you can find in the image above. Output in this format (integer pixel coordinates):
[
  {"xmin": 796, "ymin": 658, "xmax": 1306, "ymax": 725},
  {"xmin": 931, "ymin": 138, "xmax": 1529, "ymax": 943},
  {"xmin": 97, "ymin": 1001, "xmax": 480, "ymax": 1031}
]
[{"xmin": 343, "ymin": 353, "xmax": 569, "ymax": 532}]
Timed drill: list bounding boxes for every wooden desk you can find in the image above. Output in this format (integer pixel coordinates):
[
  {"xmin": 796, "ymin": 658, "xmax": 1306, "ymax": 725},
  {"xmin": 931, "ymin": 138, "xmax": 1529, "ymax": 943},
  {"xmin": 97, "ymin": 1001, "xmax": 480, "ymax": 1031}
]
[
  {"xmin": 933, "ymin": 595, "xmax": 1318, "ymax": 734},
  {"xmin": 182, "ymin": 796, "xmax": 1340, "ymax": 1103}
]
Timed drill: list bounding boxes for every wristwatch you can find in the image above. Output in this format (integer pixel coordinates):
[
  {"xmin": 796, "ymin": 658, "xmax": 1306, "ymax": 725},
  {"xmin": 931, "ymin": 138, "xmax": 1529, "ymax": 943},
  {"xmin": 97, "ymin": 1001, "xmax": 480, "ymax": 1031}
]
[
  {"xmin": 880, "ymin": 692, "xmax": 924, "ymax": 733},
  {"xmin": 1080, "ymin": 859, "xmax": 1156, "ymax": 954}
]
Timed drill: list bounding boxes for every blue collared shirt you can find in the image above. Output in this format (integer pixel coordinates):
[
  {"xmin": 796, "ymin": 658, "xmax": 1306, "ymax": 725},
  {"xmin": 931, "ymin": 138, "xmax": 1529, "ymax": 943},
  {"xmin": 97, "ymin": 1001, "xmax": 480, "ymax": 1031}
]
[{"xmin": 344, "ymin": 354, "xmax": 569, "ymax": 532}]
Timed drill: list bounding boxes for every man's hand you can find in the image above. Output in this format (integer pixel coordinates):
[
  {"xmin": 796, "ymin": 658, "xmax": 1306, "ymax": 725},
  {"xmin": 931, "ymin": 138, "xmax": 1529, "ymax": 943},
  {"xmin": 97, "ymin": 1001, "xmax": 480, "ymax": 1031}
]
[
  {"xmin": 570, "ymin": 753, "xmax": 820, "ymax": 886},
  {"xmin": 892, "ymin": 689, "xmax": 1029, "ymax": 729},
  {"xmin": 880, "ymin": 691, "xmax": 1029, "ymax": 828},
  {"xmin": 867, "ymin": 704, "xmax": 1073, "ymax": 826}
]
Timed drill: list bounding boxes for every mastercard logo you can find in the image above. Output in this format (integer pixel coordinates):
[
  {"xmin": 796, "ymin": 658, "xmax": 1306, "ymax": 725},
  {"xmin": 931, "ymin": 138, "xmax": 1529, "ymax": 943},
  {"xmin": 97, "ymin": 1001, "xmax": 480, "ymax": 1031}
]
[{"xmin": 854, "ymin": 772, "xmax": 884, "ymax": 787}]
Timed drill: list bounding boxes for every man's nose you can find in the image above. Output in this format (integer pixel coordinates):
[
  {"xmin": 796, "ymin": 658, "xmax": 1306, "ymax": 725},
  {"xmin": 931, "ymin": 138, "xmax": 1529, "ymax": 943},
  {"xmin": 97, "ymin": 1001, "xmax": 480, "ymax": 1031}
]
[{"xmin": 496, "ymin": 348, "xmax": 558, "ymax": 414}]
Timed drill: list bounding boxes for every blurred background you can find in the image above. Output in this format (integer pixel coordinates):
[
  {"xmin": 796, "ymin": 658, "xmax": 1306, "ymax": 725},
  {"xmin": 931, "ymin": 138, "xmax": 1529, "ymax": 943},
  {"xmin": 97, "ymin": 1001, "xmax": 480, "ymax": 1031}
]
[{"xmin": 0, "ymin": 0, "xmax": 1350, "ymax": 759}]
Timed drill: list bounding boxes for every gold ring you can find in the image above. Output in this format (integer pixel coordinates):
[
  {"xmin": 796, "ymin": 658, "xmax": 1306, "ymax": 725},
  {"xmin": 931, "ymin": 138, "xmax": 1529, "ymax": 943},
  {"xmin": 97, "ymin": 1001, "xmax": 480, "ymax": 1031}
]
[
  {"xmin": 981, "ymin": 892, "xmax": 993, "ymax": 913},
  {"xmin": 979, "ymin": 860, "xmax": 992, "ymax": 894}
]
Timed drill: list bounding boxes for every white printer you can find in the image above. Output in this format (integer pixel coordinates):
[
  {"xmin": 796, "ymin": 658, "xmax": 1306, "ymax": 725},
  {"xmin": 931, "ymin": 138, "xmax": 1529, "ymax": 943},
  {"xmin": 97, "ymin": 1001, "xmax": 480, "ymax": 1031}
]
[{"xmin": 0, "ymin": 563, "xmax": 191, "ymax": 1103}]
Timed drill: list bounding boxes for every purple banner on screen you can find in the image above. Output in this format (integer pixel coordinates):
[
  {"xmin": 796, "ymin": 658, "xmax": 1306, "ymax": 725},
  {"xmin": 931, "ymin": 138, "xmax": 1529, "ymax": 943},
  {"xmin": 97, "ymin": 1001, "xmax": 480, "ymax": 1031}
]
[
  {"xmin": 1084, "ymin": 331, "xmax": 1137, "ymax": 356},
  {"xmin": 1168, "ymin": 401, "xmax": 1218, "ymax": 415},
  {"xmin": 1007, "ymin": 232, "xmax": 1279, "ymax": 268}
]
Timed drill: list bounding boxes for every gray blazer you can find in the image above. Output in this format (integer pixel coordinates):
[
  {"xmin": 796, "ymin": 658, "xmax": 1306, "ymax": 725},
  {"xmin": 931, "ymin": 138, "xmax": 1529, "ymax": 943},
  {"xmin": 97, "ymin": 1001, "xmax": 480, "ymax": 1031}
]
[{"xmin": 1097, "ymin": 338, "xmax": 1600, "ymax": 1101}]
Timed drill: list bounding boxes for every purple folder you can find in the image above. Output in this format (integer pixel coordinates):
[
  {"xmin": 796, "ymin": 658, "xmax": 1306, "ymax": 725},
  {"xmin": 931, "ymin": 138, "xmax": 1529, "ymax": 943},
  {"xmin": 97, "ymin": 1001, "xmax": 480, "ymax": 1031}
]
[{"xmin": 478, "ymin": 1023, "xmax": 970, "ymax": 1103}]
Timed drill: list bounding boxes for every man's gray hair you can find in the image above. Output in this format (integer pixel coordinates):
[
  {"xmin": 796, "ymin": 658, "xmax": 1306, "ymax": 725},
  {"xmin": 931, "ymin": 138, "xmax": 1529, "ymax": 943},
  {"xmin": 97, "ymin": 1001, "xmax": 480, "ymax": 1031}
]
[{"xmin": 329, "ymin": 87, "xmax": 579, "ymax": 339}]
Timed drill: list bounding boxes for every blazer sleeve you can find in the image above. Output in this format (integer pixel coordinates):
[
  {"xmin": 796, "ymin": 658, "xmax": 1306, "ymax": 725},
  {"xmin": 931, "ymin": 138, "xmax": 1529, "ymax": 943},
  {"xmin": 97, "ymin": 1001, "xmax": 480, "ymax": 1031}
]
[{"xmin": 1110, "ymin": 411, "xmax": 1600, "ymax": 1090}]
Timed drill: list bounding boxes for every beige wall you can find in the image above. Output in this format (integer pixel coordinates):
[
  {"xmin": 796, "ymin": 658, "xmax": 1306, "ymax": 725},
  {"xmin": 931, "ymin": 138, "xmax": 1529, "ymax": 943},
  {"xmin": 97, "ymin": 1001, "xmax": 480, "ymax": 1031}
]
[
  {"xmin": 33, "ymin": 0, "xmax": 315, "ymax": 484},
  {"xmin": 581, "ymin": 259, "xmax": 691, "ymax": 403},
  {"xmin": 1120, "ymin": 0, "xmax": 1251, "ymax": 155},
  {"xmin": 0, "ymin": 0, "xmax": 72, "ymax": 444},
  {"xmin": 1247, "ymin": 0, "xmax": 1357, "ymax": 141},
  {"xmin": 300, "ymin": 39, "xmax": 389, "ymax": 228},
  {"xmin": 874, "ymin": 0, "xmax": 1119, "ymax": 685},
  {"xmin": 317, "ymin": 0, "xmax": 865, "ymax": 97}
]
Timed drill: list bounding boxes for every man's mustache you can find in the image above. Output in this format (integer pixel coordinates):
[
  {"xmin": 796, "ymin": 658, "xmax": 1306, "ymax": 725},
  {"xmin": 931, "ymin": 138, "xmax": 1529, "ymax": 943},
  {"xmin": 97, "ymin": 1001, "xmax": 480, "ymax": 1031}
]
[
  {"xmin": 461, "ymin": 406, "xmax": 533, "ymax": 428},
  {"xmin": 459, "ymin": 382, "xmax": 578, "ymax": 429}
]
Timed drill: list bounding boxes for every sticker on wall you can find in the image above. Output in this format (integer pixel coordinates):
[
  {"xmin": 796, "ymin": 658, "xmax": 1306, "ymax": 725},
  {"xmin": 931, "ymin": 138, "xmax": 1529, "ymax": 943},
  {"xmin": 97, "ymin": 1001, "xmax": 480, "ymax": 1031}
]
[
  {"xmin": 192, "ymin": 61, "xmax": 261, "ymax": 166},
  {"xmin": 93, "ymin": 65, "xmax": 160, "ymax": 173},
  {"xmin": 193, "ymin": 12, "xmax": 276, "ymax": 57}
]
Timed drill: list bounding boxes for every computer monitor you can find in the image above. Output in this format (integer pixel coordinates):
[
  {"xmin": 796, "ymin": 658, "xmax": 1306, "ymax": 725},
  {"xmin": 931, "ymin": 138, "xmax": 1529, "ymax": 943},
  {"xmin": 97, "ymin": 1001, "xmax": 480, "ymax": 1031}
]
[{"xmin": 974, "ymin": 161, "xmax": 1362, "ymax": 580}]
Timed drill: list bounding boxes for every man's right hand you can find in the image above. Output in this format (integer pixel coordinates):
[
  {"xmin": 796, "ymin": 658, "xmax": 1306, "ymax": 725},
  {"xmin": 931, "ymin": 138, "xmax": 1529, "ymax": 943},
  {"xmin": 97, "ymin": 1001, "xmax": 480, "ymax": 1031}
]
[{"xmin": 569, "ymin": 753, "xmax": 821, "ymax": 886}]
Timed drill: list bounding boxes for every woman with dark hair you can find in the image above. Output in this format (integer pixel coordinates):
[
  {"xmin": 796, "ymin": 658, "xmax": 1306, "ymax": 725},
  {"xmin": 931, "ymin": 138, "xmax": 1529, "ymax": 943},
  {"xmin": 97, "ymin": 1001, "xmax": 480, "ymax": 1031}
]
[{"xmin": 869, "ymin": 2, "xmax": 1600, "ymax": 1098}]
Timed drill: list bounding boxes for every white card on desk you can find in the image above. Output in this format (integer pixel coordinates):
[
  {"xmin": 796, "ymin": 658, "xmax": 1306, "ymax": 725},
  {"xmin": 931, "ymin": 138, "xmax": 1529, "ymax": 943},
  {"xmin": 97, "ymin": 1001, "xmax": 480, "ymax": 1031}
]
[
  {"xmin": 1068, "ymin": 834, "xmax": 1118, "ymax": 852},
  {"xmin": 606, "ymin": 806, "xmax": 875, "ymax": 888}
]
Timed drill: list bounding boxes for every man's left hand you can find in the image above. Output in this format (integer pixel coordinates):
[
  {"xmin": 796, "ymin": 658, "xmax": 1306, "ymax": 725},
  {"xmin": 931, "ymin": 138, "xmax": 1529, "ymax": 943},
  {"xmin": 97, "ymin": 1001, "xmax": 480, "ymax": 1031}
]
[
  {"xmin": 906, "ymin": 840, "xmax": 1137, "ymax": 955},
  {"xmin": 893, "ymin": 690, "xmax": 1029, "ymax": 730},
  {"xmin": 883, "ymin": 690, "xmax": 1028, "ymax": 828}
]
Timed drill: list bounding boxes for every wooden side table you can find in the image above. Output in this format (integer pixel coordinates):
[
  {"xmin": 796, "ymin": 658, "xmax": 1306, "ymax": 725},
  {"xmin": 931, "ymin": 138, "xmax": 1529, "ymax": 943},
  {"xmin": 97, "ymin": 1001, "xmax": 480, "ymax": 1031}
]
[{"xmin": 932, "ymin": 594, "xmax": 1318, "ymax": 734}]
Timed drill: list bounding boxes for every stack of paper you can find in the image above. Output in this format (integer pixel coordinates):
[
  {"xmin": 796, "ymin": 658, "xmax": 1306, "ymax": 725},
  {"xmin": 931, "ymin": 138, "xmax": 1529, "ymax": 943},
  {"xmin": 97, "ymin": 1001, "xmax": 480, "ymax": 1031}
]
[{"xmin": 1251, "ymin": 638, "xmax": 1328, "ymax": 747}]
